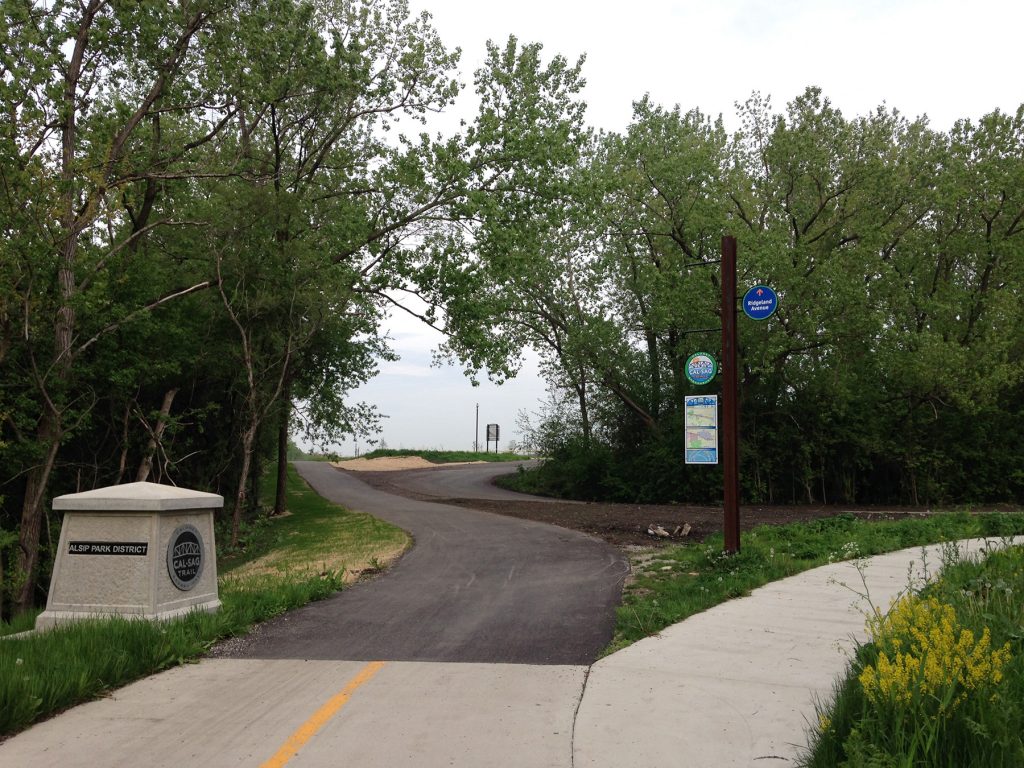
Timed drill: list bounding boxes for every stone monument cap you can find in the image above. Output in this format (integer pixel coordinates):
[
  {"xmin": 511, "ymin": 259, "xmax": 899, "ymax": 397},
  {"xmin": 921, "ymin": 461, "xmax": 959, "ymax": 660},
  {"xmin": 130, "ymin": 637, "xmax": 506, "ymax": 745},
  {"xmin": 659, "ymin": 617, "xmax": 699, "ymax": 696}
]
[{"xmin": 53, "ymin": 481, "xmax": 224, "ymax": 512}]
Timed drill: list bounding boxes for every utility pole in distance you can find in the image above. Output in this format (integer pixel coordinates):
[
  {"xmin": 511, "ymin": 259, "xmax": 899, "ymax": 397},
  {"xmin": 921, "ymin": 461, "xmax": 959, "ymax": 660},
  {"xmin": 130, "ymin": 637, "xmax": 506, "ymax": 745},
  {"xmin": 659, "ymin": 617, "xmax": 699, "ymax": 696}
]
[
  {"xmin": 475, "ymin": 403, "xmax": 479, "ymax": 452},
  {"xmin": 721, "ymin": 236, "xmax": 741, "ymax": 553}
]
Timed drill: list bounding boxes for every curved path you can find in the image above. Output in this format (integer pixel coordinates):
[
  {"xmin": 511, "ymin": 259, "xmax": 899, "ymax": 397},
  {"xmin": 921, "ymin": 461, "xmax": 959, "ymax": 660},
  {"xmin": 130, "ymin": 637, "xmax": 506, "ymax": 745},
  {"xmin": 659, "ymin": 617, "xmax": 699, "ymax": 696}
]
[
  {"xmin": 221, "ymin": 461, "xmax": 627, "ymax": 664},
  {"xmin": 375, "ymin": 460, "xmax": 546, "ymax": 501},
  {"xmin": 5, "ymin": 474, "xmax": 1017, "ymax": 767}
]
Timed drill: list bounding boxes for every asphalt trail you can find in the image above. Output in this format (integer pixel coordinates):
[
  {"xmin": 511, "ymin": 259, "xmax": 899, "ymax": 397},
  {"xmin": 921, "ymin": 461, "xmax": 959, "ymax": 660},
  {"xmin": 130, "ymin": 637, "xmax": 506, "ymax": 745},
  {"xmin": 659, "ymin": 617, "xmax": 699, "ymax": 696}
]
[
  {"xmin": 221, "ymin": 461, "xmax": 627, "ymax": 664},
  {"xmin": 375, "ymin": 460, "xmax": 546, "ymax": 501}
]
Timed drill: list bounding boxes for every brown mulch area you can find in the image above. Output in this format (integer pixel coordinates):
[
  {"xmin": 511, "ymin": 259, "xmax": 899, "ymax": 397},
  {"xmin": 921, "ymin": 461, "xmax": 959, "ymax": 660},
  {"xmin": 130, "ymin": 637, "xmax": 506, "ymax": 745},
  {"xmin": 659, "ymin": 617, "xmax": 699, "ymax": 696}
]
[{"xmin": 353, "ymin": 470, "xmax": 939, "ymax": 547}]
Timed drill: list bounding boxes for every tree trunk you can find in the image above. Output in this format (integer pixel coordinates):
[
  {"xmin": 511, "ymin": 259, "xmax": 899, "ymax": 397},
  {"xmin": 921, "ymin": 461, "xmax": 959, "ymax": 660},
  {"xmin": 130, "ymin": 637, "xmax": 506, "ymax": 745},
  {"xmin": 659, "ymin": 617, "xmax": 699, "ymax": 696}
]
[
  {"xmin": 668, "ymin": 327, "xmax": 685, "ymax": 413},
  {"xmin": 274, "ymin": 387, "xmax": 291, "ymax": 516},
  {"xmin": 645, "ymin": 328, "xmax": 661, "ymax": 421},
  {"xmin": 13, "ymin": 1, "xmax": 101, "ymax": 615},
  {"xmin": 115, "ymin": 402, "xmax": 131, "ymax": 484},
  {"xmin": 232, "ymin": 423, "xmax": 257, "ymax": 547},
  {"xmin": 576, "ymin": 378, "xmax": 591, "ymax": 446},
  {"xmin": 14, "ymin": 413, "xmax": 62, "ymax": 612},
  {"xmin": 908, "ymin": 467, "xmax": 919, "ymax": 507},
  {"xmin": 250, "ymin": 446, "xmax": 262, "ymax": 515},
  {"xmin": 136, "ymin": 388, "xmax": 178, "ymax": 483},
  {"xmin": 602, "ymin": 375, "xmax": 660, "ymax": 434}
]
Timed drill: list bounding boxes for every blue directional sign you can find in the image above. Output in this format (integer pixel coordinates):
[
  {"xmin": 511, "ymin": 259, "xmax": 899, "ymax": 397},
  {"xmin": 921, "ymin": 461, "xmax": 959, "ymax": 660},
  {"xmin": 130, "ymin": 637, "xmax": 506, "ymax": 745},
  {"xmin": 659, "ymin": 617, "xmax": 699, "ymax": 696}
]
[{"xmin": 742, "ymin": 285, "xmax": 778, "ymax": 320}]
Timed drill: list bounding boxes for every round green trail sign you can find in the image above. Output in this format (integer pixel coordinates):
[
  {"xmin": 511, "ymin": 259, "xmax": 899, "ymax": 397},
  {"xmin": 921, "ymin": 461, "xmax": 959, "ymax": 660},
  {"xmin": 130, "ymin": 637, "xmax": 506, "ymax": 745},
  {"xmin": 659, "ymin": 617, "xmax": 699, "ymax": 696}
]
[{"xmin": 685, "ymin": 352, "xmax": 718, "ymax": 386}]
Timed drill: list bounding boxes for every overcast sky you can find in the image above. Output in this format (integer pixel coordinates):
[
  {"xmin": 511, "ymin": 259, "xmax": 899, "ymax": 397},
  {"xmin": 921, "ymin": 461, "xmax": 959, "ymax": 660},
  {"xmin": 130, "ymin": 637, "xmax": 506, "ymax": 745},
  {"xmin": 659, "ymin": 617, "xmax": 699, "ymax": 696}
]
[{"xmin": 328, "ymin": 0, "xmax": 1023, "ymax": 455}]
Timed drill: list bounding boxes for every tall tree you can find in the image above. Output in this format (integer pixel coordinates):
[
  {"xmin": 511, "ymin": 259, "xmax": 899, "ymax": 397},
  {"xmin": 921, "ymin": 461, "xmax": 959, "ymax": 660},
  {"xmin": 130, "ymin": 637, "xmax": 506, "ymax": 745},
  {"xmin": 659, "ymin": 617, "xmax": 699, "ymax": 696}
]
[{"xmin": 1, "ymin": 0, "xmax": 230, "ymax": 610}]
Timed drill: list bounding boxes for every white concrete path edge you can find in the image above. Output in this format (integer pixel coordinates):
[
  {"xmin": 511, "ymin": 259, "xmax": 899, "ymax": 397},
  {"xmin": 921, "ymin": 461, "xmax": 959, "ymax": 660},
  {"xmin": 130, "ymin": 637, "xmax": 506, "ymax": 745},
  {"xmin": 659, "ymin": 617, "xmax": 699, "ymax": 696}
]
[{"xmin": 573, "ymin": 535, "xmax": 1024, "ymax": 768}]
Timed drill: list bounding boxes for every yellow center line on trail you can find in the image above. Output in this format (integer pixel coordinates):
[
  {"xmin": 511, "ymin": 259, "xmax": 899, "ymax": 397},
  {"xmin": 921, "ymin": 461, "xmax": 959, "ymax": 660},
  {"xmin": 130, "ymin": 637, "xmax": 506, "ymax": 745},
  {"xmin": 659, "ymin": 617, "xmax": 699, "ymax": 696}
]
[{"xmin": 260, "ymin": 661, "xmax": 386, "ymax": 768}]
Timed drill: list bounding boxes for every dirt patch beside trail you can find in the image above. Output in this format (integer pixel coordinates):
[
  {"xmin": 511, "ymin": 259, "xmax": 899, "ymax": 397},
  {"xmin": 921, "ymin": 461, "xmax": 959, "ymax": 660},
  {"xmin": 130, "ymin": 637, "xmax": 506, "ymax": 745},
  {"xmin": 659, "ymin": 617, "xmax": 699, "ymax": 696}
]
[
  {"xmin": 424, "ymin": 498, "xmax": 931, "ymax": 546},
  {"xmin": 352, "ymin": 469, "xmax": 943, "ymax": 546}
]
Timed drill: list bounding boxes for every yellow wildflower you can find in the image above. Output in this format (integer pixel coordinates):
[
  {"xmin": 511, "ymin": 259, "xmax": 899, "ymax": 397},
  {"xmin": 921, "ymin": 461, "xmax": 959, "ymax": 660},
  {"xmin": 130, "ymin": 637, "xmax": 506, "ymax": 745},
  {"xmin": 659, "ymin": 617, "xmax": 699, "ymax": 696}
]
[{"xmin": 859, "ymin": 595, "xmax": 1011, "ymax": 713}]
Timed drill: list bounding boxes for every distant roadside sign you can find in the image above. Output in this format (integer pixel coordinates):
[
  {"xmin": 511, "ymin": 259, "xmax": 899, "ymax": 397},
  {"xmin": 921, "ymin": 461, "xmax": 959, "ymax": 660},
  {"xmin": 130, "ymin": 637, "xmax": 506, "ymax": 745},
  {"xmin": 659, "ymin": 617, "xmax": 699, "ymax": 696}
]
[
  {"xmin": 487, "ymin": 424, "xmax": 499, "ymax": 440},
  {"xmin": 742, "ymin": 285, "xmax": 778, "ymax": 320},
  {"xmin": 684, "ymin": 352, "xmax": 718, "ymax": 386}
]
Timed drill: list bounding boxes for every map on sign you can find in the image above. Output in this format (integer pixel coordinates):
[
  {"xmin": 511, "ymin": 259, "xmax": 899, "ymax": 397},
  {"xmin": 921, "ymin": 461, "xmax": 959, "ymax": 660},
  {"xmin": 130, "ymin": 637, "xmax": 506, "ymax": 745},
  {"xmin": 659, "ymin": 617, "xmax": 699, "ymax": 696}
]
[{"xmin": 684, "ymin": 395, "xmax": 718, "ymax": 465}]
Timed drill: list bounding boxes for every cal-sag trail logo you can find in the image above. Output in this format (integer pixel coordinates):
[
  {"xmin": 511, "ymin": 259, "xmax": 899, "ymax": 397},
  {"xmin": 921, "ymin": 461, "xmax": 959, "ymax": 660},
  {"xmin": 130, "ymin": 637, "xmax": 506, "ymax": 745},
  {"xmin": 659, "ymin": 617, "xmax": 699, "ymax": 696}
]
[
  {"xmin": 167, "ymin": 523, "xmax": 203, "ymax": 591},
  {"xmin": 685, "ymin": 352, "xmax": 718, "ymax": 386}
]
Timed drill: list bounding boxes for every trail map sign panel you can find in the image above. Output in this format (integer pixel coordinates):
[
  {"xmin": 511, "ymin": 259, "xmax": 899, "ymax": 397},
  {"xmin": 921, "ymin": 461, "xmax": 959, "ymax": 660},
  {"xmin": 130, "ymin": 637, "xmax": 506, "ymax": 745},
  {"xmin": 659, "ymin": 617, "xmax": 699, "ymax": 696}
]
[{"xmin": 684, "ymin": 395, "xmax": 718, "ymax": 464}]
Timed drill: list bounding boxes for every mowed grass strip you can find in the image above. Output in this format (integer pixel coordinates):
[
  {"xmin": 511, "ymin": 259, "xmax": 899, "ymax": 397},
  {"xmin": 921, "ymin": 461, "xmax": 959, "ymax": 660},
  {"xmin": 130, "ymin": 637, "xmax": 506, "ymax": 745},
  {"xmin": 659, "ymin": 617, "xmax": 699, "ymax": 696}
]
[
  {"xmin": 0, "ymin": 466, "xmax": 409, "ymax": 737},
  {"xmin": 354, "ymin": 448, "xmax": 533, "ymax": 464},
  {"xmin": 220, "ymin": 465, "xmax": 409, "ymax": 582},
  {"xmin": 612, "ymin": 511, "xmax": 1024, "ymax": 655}
]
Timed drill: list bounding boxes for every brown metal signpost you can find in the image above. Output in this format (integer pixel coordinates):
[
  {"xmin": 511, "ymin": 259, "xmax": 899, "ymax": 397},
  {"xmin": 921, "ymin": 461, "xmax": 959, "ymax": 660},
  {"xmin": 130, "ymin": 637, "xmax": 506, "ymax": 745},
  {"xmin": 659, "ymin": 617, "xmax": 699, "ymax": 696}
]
[{"xmin": 721, "ymin": 236, "xmax": 741, "ymax": 553}]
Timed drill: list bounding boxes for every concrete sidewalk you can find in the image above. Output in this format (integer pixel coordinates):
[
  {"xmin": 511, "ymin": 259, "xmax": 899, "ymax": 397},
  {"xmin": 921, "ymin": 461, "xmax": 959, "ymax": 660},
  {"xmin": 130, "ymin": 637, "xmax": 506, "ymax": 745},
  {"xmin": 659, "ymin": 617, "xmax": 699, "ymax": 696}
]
[{"xmin": 574, "ymin": 536, "xmax": 1021, "ymax": 767}]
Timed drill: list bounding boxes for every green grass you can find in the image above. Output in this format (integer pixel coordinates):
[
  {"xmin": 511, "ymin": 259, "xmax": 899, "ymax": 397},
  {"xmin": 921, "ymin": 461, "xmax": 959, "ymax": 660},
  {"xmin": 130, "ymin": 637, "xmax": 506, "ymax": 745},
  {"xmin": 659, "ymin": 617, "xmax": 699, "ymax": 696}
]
[
  {"xmin": 801, "ymin": 542, "xmax": 1024, "ymax": 767},
  {"xmin": 0, "ymin": 466, "xmax": 409, "ymax": 737},
  {"xmin": 219, "ymin": 465, "xmax": 409, "ymax": 579},
  {"xmin": 612, "ymin": 511, "xmax": 1024, "ymax": 655},
  {"xmin": 494, "ymin": 463, "xmax": 552, "ymax": 494},
  {"xmin": 288, "ymin": 452, "xmax": 338, "ymax": 462},
  {"xmin": 354, "ymin": 448, "xmax": 533, "ymax": 464},
  {"xmin": 0, "ymin": 608, "xmax": 39, "ymax": 638},
  {"xmin": 0, "ymin": 572, "xmax": 345, "ymax": 736}
]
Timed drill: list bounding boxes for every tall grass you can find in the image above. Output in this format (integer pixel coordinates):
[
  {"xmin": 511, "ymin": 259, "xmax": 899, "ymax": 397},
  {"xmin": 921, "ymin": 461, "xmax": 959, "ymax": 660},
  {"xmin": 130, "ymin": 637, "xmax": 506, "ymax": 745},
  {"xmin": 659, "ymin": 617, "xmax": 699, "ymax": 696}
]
[
  {"xmin": 0, "ymin": 571, "xmax": 343, "ymax": 736},
  {"xmin": 0, "ymin": 466, "xmax": 408, "ymax": 738},
  {"xmin": 802, "ymin": 542, "xmax": 1024, "ymax": 767}
]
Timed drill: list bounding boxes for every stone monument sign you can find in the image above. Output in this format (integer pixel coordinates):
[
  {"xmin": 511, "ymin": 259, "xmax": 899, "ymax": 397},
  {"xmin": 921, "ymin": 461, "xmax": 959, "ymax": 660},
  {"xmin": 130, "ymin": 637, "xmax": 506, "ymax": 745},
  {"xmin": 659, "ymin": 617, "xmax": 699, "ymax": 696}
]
[{"xmin": 35, "ymin": 481, "xmax": 223, "ymax": 631}]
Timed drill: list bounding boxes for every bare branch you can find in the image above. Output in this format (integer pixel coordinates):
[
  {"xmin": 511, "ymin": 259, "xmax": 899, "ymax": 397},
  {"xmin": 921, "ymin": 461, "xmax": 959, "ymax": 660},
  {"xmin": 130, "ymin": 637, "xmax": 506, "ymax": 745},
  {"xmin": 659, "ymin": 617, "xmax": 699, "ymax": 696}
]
[{"xmin": 76, "ymin": 281, "xmax": 213, "ymax": 355}]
